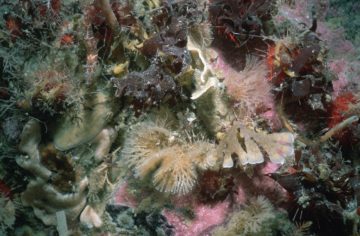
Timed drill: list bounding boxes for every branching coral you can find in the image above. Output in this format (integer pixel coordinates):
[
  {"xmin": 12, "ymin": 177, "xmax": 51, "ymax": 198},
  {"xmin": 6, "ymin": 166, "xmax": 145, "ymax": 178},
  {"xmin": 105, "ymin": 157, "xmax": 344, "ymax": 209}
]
[
  {"xmin": 53, "ymin": 91, "xmax": 113, "ymax": 151},
  {"xmin": 21, "ymin": 178, "xmax": 88, "ymax": 225},
  {"xmin": 17, "ymin": 119, "xmax": 89, "ymax": 226},
  {"xmin": 121, "ymin": 121, "xmax": 217, "ymax": 194},
  {"xmin": 18, "ymin": 119, "xmax": 41, "ymax": 161},
  {"xmin": 217, "ymin": 122, "xmax": 294, "ymax": 167}
]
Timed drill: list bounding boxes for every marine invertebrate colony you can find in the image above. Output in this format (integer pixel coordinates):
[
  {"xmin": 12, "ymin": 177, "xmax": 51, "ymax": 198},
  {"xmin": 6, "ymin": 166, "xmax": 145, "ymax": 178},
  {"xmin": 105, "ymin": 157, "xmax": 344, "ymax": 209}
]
[
  {"xmin": 121, "ymin": 121, "xmax": 217, "ymax": 195},
  {"xmin": 222, "ymin": 57, "xmax": 273, "ymax": 116},
  {"xmin": 17, "ymin": 120, "xmax": 89, "ymax": 226},
  {"xmin": 0, "ymin": 0, "xmax": 359, "ymax": 235},
  {"xmin": 218, "ymin": 122, "xmax": 294, "ymax": 167}
]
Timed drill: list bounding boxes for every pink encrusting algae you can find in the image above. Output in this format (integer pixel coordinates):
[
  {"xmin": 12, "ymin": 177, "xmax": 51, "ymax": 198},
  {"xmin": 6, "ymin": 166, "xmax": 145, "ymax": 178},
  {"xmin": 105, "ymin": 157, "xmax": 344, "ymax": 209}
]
[{"xmin": 164, "ymin": 201, "xmax": 230, "ymax": 236}]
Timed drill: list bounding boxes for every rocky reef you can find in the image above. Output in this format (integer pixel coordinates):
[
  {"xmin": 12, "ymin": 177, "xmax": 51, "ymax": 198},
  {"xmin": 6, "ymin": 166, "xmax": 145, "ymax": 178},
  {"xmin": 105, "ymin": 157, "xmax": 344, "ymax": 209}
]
[{"xmin": 0, "ymin": 0, "xmax": 359, "ymax": 235}]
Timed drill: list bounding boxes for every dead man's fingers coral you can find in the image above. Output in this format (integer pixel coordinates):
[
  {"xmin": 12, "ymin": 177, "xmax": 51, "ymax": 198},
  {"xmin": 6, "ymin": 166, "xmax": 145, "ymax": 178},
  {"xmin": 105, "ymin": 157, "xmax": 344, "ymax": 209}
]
[
  {"xmin": 19, "ymin": 119, "xmax": 41, "ymax": 161},
  {"xmin": 15, "ymin": 156, "xmax": 52, "ymax": 181}
]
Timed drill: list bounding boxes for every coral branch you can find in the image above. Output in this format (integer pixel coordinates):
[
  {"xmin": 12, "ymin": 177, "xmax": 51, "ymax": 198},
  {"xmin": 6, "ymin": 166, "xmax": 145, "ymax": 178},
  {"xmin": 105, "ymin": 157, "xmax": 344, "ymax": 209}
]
[
  {"xmin": 93, "ymin": 127, "xmax": 117, "ymax": 162},
  {"xmin": 15, "ymin": 157, "xmax": 52, "ymax": 181},
  {"xmin": 19, "ymin": 119, "xmax": 41, "ymax": 161}
]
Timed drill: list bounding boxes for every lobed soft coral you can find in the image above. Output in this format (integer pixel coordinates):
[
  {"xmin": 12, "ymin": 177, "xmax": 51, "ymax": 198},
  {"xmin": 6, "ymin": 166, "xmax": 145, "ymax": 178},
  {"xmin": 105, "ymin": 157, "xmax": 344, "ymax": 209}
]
[
  {"xmin": 17, "ymin": 119, "xmax": 89, "ymax": 226},
  {"xmin": 120, "ymin": 121, "xmax": 217, "ymax": 194},
  {"xmin": 218, "ymin": 122, "xmax": 294, "ymax": 167}
]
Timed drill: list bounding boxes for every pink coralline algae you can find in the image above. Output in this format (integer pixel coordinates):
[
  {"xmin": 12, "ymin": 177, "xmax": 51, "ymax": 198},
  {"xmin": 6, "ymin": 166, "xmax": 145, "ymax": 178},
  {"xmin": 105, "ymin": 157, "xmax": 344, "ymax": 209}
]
[
  {"xmin": 163, "ymin": 201, "xmax": 230, "ymax": 236},
  {"xmin": 162, "ymin": 162, "xmax": 288, "ymax": 235},
  {"xmin": 329, "ymin": 59, "xmax": 349, "ymax": 97},
  {"xmin": 114, "ymin": 183, "xmax": 137, "ymax": 208}
]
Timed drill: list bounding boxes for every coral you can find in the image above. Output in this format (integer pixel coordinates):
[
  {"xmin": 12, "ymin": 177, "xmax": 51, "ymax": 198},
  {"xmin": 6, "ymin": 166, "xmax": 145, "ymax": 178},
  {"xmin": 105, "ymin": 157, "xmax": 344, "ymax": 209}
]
[
  {"xmin": 187, "ymin": 34, "xmax": 217, "ymax": 87},
  {"xmin": 17, "ymin": 119, "xmax": 89, "ymax": 226},
  {"xmin": 21, "ymin": 178, "xmax": 88, "ymax": 225},
  {"xmin": 29, "ymin": 70, "xmax": 73, "ymax": 114},
  {"xmin": 80, "ymin": 205, "xmax": 103, "ymax": 228},
  {"xmin": 92, "ymin": 127, "xmax": 118, "ymax": 162},
  {"xmin": 53, "ymin": 91, "xmax": 113, "ymax": 151},
  {"xmin": 194, "ymin": 88, "xmax": 234, "ymax": 134},
  {"xmin": 1, "ymin": 0, "xmax": 359, "ymax": 235},
  {"xmin": 21, "ymin": 44, "xmax": 85, "ymax": 116},
  {"xmin": 217, "ymin": 122, "xmax": 294, "ymax": 167},
  {"xmin": 18, "ymin": 119, "xmax": 41, "ymax": 161},
  {"xmin": 211, "ymin": 196, "xmax": 273, "ymax": 235},
  {"xmin": 121, "ymin": 121, "xmax": 217, "ymax": 194}
]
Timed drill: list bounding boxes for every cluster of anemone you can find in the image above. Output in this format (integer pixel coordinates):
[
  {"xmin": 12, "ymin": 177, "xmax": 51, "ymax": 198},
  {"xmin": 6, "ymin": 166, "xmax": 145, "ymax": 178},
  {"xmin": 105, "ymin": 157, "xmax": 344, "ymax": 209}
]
[
  {"xmin": 222, "ymin": 57, "xmax": 273, "ymax": 116},
  {"xmin": 121, "ymin": 120, "xmax": 295, "ymax": 194},
  {"xmin": 120, "ymin": 121, "xmax": 217, "ymax": 195}
]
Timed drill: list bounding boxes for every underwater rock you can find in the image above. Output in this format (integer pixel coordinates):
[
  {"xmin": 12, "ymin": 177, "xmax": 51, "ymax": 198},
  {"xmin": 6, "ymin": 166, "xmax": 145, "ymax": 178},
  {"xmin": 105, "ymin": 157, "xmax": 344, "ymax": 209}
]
[
  {"xmin": 209, "ymin": 0, "xmax": 275, "ymax": 46},
  {"xmin": 141, "ymin": 16, "xmax": 189, "ymax": 74},
  {"xmin": 53, "ymin": 91, "xmax": 113, "ymax": 151},
  {"xmin": 106, "ymin": 204, "xmax": 174, "ymax": 235},
  {"xmin": 113, "ymin": 63, "xmax": 180, "ymax": 114},
  {"xmin": 164, "ymin": 200, "xmax": 229, "ymax": 236},
  {"xmin": 1, "ymin": 117, "xmax": 22, "ymax": 142}
]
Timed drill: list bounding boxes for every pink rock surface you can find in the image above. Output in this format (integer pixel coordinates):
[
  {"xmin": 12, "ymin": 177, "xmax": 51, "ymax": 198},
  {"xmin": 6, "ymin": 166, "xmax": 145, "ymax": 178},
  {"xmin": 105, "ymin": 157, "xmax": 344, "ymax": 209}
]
[
  {"xmin": 163, "ymin": 201, "xmax": 230, "ymax": 236},
  {"xmin": 114, "ymin": 182, "xmax": 137, "ymax": 208}
]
